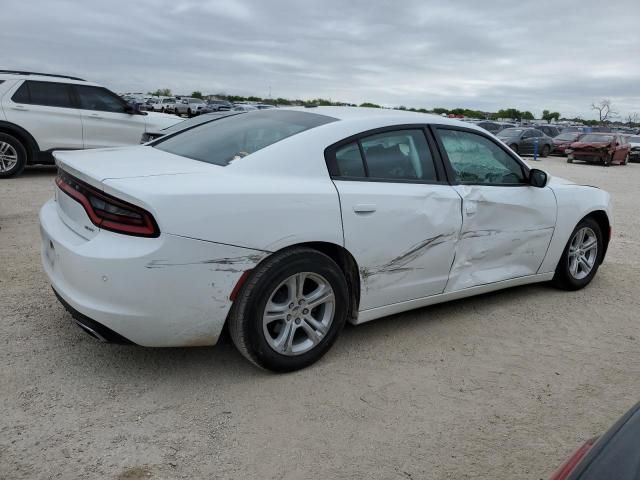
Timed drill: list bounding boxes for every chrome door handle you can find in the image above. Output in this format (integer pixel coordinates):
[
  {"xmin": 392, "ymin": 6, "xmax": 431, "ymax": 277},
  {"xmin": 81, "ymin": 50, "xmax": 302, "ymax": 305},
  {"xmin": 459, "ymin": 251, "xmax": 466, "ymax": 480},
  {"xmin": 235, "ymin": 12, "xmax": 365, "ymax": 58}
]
[
  {"xmin": 11, "ymin": 105, "xmax": 27, "ymax": 110},
  {"xmin": 353, "ymin": 204, "xmax": 376, "ymax": 213},
  {"xmin": 89, "ymin": 113, "xmax": 102, "ymax": 118}
]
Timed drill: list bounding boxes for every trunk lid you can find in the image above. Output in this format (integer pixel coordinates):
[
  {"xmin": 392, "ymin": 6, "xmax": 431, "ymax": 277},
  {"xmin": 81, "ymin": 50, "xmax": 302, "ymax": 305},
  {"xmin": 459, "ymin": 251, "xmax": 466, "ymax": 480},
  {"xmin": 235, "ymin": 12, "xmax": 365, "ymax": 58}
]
[{"xmin": 53, "ymin": 146, "xmax": 216, "ymax": 184}]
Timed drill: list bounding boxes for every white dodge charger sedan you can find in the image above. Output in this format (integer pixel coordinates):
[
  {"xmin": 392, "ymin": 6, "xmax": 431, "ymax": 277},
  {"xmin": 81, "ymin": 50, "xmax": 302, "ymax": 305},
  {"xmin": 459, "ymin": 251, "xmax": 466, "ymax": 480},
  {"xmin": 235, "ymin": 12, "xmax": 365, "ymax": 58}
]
[{"xmin": 40, "ymin": 107, "xmax": 612, "ymax": 371}]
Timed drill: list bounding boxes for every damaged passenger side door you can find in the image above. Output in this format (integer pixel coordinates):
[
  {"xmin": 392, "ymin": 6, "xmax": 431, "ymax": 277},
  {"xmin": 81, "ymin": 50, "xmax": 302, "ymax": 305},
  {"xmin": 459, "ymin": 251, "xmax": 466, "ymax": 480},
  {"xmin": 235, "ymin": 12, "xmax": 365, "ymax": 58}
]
[
  {"xmin": 325, "ymin": 127, "xmax": 462, "ymax": 311},
  {"xmin": 434, "ymin": 127, "xmax": 557, "ymax": 292}
]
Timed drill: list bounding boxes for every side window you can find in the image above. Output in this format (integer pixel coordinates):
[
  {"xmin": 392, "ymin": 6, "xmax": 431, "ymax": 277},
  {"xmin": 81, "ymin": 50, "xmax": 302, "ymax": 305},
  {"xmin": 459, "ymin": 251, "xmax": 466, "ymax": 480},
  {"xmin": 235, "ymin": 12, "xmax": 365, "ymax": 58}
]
[
  {"xmin": 360, "ymin": 129, "xmax": 437, "ymax": 181},
  {"xmin": 11, "ymin": 82, "xmax": 30, "ymax": 103},
  {"xmin": 438, "ymin": 129, "xmax": 526, "ymax": 185},
  {"xmin": 334, "ymin": 142, "xmax": 366, "ymax": 178},
  {"xmin": 12, "ymin": 81, "xmax": 73, "ymax": 108},
  {"xmin": 522, "ymin": 130, "xmax": 536, "ymax": 139},
  {"xmin": 75, "ymin": 85, "xmax": 127, "ymax": 113}
]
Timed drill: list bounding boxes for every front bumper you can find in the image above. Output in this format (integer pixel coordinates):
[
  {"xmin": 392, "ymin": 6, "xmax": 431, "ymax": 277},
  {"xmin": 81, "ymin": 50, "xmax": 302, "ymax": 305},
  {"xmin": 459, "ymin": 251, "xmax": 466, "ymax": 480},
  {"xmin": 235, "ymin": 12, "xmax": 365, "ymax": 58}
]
[{"xmin": 40, "ymin": 198, "xmax": 267, "ymax": 347}]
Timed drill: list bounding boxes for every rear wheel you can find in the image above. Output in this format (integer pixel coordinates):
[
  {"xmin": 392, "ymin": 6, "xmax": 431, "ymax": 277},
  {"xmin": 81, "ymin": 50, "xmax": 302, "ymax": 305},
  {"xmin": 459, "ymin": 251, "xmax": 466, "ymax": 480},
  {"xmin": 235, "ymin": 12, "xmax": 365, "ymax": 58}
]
[
  {"xmin": 0, "ymin": 133, "xmax": 27, "ymax": 178},
  {"xmin": 622, "ymin": 153, "xmax": 629, "ymax": 165},
  {"xmin": 229, "ymin": 247, "xmax": 349, "ymax": 372},
  {"xmin": 541, "ymin": 145, "xmax": 550, "ymax": 157},
  {"xmin": 567, "ymin": 157, "xmax": 573, "ymax": 163},
  {"xmin": 187, "ymin": 108, "xmax": 192, "ymax": 117},
  {"xmin": 553, "ymin": 217, "xmax": 604, "ymax": 290},
  {"xmin": 174, "ymin": 108, "xmax": 180, "ymax": 116}
]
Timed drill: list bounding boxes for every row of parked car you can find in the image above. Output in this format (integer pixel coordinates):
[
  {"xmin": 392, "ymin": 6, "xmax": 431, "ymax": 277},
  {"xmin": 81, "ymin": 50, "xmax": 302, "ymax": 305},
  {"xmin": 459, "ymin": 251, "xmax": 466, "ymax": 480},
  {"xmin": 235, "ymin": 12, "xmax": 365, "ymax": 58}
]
[
  {"xmin": 486, "ymin": 124, "xmax": 640, "ymax": 166},
  {"xmin": 139, "ymin": 96, "xmax": 276, "ymax": 117}
]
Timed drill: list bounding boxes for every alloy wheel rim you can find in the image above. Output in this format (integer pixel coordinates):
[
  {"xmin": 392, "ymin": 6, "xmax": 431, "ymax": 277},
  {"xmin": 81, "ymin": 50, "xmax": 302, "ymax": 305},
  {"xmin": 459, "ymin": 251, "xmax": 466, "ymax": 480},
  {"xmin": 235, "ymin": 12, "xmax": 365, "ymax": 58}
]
[
  {"xmin": 0, "ymin": 141, "xmax": 18, "ymax": 173},
  {"xmin": 568, "ymin": 227, "xmax": 598, "ymax": 280},
  {"xmin": 262, "ymin": 272, "xmax": 335, "ymax": 356}
]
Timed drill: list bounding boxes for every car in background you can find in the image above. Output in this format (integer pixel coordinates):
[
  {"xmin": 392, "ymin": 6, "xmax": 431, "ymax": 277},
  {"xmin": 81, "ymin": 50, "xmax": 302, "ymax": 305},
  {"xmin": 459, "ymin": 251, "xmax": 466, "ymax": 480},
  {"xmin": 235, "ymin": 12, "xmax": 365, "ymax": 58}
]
[
  {"xmin": 548, "ymin": 402, "xmax": 640, "ymax": 480},
  {"xmin": 628, "ymin": 135, "xmax": 640, "ymax": 162},
  {"xmin": 140, "ymin": 111, "xmax": 241, "ymax": 143},
  {"xmin": 552, "ymin": 132, "xmax": 585, "ymax": 156},
  {"xmin": 567, "ymin": 133, "xmax": 630, "ymax": 166},
  {"xmin": 475, "ymin": 121, "xmax": 503, "ymax": 134},
  {"xmin": 148, "ymin": 97, "xmax": 177, "ymax": 113},
  {"xmin": 562, "ymin": 126, "xmax": 587, "ymax": 134},
  {"xmin": 174, "ymin": 97, "xmax": 206, "ymax": 117},
  {"xmin": 497, "ymin": 127, "xmax": 553, "ymax": 156},
  {"xmin": 198, "ymin": 99, "xmax": 233, "ymax": 114},
  {"xmin": 232, "ymin": 104, "xmax": 258, "ymax": 112},
  {"xmin": 533, "ymin": 125, "xmax": 560, "ymax": 137},
  {"xmin": 40, "ymin": 107, "xmax": 611, "ymax": 371},
  {"xmin": 253, "ymin": 103, "xmax": 276, "ymax": 110},
  {"xmin": 0, "ymin": 70, "xmax": 181, "ymax": 177}
]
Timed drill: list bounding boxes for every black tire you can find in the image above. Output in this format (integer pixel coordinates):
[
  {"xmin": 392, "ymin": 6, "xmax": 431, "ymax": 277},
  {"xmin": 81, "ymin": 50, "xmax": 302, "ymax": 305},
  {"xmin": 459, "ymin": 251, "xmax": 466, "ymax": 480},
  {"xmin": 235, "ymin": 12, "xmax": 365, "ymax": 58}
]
[
  {"xmin": 541, "ymin": 145, "xmax": 550, "ymax": 157},
  {"xmin": 509, "ymin": 144, "xmax": 519, "ymax": 154},
  {"xmin": 552, "ymin": 217, "xmax": 604, "ymax": 291},
  {"xmin": 0, "ymin": 133, "xmax": 28, "ymax": 178},
  {"xmin": 228, "ymin": 247, "xmax": 349, "ymax": 372},
  {"xmin": 567, "ymin": 157, "xmax": 573, "ymax": 163},
  {"xmin": 623, "ymin": 153, "xmax": 629, "ymax": 165},
  {"xmin": 187, "ymin": 108, "xmax": 192, "ymax": 117},
  {"xmin": 603, "ymin": 154, "xmax": 611, "ymax": 167},
  {"xmin": 174, "ymin": 108, "xmax": 180, "ymax": 116}
]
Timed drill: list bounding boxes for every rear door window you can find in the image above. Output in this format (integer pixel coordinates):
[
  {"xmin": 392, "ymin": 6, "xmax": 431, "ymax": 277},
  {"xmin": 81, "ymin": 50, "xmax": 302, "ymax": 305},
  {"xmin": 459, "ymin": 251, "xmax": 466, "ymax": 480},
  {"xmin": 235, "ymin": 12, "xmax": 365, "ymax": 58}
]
[{"xmin": 11, "ymin": 80, "xmax": 74, "ymax": 108}]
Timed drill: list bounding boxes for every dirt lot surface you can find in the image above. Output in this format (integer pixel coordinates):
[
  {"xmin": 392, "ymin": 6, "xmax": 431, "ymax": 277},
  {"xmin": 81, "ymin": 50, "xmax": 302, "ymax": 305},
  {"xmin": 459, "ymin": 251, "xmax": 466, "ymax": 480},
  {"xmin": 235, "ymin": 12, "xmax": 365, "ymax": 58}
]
[{"xmin": 2, "ymin": 157, "xmax": 639, "ymax": 480}]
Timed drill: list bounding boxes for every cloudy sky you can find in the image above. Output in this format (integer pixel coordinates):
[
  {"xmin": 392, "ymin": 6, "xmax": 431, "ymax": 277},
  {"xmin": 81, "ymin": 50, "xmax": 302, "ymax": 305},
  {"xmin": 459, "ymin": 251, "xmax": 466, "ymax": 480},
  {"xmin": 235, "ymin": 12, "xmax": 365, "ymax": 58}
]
[{"xmin": 3, "ymin": 0, "xmax": 639, "ymax": 119}]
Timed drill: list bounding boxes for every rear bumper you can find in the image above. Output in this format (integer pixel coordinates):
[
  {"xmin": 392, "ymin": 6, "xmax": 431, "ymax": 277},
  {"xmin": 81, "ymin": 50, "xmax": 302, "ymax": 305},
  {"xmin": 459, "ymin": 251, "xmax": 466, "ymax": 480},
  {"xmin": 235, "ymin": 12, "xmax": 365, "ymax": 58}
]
[{"xmin": 40, "ymin": 198, "xmax": 267, "ymax": 347}]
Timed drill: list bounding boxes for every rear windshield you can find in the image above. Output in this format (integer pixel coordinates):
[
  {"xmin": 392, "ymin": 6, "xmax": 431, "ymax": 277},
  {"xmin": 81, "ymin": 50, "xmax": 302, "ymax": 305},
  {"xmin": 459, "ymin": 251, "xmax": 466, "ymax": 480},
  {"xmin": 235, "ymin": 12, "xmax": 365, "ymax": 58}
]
[
  {"xmin": 160, "ymin": 112, "xmax": 240, "ymax": 134},
  {"xmin": 581, "ymin": 134, "xmax": 613, "ymax": 143},
  {"xmin": 154, "ymin": 110, "xmax": 336, "ymax": 166}
]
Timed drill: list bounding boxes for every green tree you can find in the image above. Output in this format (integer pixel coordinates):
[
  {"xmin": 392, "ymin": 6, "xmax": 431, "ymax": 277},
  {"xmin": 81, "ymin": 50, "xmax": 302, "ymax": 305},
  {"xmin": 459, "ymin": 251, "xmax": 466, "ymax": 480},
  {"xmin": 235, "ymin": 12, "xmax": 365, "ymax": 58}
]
[
  {"xmin": 542, "ymin": 110, "xmax": 560, "ymax": 123},
  {"xmin": 150, "ymin": 88, "xmax": 172, "ymax": 97},
  {"xmin": 359, "ymin": 102, "xmax": 381, "ymax": 108},
  {"xmin": 191, "ymin": 91, "xmax": 203, "ymax": 99}
]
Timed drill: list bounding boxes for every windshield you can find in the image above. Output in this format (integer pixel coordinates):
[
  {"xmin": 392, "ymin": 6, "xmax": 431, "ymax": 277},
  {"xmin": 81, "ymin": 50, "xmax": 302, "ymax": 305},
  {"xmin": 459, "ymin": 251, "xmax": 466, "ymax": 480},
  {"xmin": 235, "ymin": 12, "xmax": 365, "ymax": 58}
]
[
  {"xmin": 555, "ymin": 132, "xmax": 581, "ymax": 141},
  {"xmin": 497, "ymin": 128, "xmax": 523, "ymax": 138},
  {"xmin": 154, "ymin": 110, "xmax": 337, "ymax": 166},
  {"xmin": 580, "ymin": 134, "xmax": 613, "ymax": 143}
]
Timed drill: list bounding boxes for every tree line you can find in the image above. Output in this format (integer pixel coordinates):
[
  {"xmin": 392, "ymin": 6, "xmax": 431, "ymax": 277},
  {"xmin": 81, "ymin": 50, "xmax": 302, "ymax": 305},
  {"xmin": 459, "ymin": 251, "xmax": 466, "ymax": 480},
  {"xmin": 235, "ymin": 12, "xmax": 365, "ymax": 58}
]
[{"xmin": 147, "ymin": 89, "xmax": 637, "ymax": 126}]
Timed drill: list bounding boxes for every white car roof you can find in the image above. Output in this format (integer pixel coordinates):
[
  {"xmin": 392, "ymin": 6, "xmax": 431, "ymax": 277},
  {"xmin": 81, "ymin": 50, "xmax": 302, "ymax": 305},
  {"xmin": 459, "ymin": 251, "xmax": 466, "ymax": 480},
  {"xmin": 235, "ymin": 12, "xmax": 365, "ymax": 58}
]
[
  {"xmin": 278, "ymin": 106, "xmax": 488, "ymax": 132},
  {"xmin": 0, "ymin": 71, "xmax": 101, "ymax": 87}
]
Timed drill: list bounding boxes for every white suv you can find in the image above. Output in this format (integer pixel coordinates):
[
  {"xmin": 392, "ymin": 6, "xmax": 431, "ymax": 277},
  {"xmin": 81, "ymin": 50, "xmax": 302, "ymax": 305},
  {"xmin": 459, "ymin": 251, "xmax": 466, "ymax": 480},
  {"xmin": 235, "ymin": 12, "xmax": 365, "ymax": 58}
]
[
  {"xmin": 148, "ymin": 96, "xmax": 177, "ymax": 112},
  {"xmin": 174, "ymin": 97, "xmax": 207, "ymax": 117},
  {"xmin": 0, "ymin": 71, "xmax": 182, "ymax": 177}
]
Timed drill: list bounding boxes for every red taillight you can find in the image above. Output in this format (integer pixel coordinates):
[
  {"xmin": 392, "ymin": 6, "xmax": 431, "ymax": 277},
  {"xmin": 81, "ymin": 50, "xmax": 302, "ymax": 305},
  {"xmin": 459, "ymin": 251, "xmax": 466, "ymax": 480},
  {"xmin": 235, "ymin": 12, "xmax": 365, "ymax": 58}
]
[
  {"xmin": 549, "ymin": 437, "xmax": 597, "ymax": 480},
  {"xmin": 55, "ymin": 170, "xmax": 159, "ymax": 238}
]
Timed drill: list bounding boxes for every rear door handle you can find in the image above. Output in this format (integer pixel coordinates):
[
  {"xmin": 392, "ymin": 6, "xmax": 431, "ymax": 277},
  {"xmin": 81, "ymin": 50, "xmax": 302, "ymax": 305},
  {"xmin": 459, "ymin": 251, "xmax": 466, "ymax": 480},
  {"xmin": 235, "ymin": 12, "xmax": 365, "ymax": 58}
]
[
  {"xmin": 353, "ymin": 204, "xmax": 376, "ymax": 214},
  {"xmin": 89, "ymin": 113, "xmax": 102, "ymax": 118},
  {"xmin": 11, "ymin": 105, "xmax": 28, "ymax": 111}
]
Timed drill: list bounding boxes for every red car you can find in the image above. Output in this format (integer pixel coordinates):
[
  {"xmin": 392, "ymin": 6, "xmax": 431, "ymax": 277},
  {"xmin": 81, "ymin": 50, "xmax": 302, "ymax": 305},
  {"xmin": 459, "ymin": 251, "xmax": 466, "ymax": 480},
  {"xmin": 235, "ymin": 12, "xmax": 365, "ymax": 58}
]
[
  {"xmin": 549, "ymin": 402, "xmax": 640, "ymax": 480},
  {"xmin": 552, "ymin": 132, "xmax": 584, "ymax": 156},
  {"xmin": 567, "ymin": 133, "xmax": 630, "ymax": 166}
]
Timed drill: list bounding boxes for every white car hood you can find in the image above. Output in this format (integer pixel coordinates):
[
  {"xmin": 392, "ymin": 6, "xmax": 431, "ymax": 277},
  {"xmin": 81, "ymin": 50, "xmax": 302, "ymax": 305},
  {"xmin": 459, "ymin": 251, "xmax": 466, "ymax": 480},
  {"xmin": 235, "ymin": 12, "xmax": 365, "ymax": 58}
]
[
  {"xmin": 53, "ymin": 146, "xmax": 215, "ymax": 184},
  {"xmin": 144, "ymin": 112, "xmax": 184, "ymax": 131}
]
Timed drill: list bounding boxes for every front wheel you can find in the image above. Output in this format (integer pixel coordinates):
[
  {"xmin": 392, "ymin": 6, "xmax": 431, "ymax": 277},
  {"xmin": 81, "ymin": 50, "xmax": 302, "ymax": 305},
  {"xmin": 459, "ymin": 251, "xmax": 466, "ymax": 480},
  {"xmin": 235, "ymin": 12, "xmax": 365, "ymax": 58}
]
[
  {"xmin": 552, "ymin": 217, "xmax": 604, "ymax": 290},
  {"xmin": 623, "ymin": 153, "xmax": 629, "ymax": 165},
  {"xmin": 229, "ymin": 247, "xmax": 349, "ymax": 372}
]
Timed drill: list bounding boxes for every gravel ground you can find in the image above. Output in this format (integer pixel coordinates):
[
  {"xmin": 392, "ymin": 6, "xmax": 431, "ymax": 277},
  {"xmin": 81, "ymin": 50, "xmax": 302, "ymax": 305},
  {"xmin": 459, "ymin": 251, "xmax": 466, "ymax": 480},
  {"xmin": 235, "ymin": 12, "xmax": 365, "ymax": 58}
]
[{"xmin": 1, "ymin": 157, "xmax": 639, "ymax": 480}]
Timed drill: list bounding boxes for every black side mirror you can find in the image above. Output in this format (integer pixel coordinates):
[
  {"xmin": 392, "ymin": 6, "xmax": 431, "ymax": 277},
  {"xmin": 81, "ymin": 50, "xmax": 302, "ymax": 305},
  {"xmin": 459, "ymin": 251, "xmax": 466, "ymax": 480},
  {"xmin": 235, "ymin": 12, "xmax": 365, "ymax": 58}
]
[
  {"xmin": 529, "ymin": 168, "xmax": 548, "ymax": 188},
  {"xmin": 125, "ymin": 103, "xmax": 145, "ymax": 115}
]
